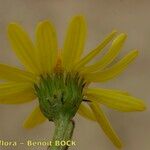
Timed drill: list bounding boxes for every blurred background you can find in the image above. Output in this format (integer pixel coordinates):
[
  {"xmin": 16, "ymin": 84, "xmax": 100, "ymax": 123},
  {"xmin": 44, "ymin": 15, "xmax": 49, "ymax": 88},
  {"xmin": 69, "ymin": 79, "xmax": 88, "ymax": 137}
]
[{"xmin": 0, "ymin": 0, "xmax": 150, "ymax": 150}]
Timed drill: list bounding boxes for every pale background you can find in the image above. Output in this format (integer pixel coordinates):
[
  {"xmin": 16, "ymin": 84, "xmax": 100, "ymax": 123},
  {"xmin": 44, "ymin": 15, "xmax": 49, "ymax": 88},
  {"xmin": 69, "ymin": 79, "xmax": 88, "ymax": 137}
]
[{"xmin": 0, "ymin": 0, "xmax": 149, "ymax": 150}]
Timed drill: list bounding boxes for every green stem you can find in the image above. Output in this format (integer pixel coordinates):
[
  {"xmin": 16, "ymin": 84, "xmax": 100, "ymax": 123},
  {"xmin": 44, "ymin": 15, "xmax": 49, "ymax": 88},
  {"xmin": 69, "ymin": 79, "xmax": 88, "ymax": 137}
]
[
  {"xmin": 62, "ymin": 120, "xmax": 74, "ymax": 150},
  {"xmin": 48, "ymin": 117, "xmax": 74, "ymax": 150}
]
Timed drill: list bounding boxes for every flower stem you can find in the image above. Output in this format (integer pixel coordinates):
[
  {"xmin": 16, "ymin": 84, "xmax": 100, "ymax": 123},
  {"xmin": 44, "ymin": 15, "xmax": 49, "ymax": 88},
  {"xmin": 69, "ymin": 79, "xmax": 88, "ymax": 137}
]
[{"xmin": 48, "ymin": 117, "xmax": 75, "ymax": 150}]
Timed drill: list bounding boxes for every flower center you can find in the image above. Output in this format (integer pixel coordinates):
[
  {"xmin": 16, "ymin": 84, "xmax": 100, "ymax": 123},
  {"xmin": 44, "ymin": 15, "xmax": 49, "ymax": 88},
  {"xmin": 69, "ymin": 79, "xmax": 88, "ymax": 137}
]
[{"xmin": 34, "ymin": 72, "xmax": 86, "ymax": 122}]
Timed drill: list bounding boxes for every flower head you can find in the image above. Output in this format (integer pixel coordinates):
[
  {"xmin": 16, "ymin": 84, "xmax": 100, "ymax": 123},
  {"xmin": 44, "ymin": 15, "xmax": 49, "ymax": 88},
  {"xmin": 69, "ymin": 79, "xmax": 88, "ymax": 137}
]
[{"xmin": 0, "ymin": 16, "xmax": 146, "ymax": 149}]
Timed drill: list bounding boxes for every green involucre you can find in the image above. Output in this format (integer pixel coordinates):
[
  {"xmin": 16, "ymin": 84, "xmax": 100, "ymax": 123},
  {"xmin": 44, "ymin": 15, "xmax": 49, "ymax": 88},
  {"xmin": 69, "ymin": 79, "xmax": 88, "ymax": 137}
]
[{"xmin": 34, "ymin": 72, "xmax": 86, "ymax": 122}]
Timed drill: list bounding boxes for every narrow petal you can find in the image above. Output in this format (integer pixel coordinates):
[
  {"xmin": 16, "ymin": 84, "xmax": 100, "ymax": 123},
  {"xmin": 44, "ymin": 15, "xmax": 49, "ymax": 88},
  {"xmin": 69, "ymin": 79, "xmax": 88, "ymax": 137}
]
[
  {"xmin": 98, "ymin": 88, "xmax": 129, "ymax": 95},
  {"xmin": 77, "ymin": 103, "xmax": 96, "ymax": 121},
  {"xmin": 75, "ymin": 30, "xmax": 117, "ymax": 70},
  {"xmin": 0, "ymin": 63, "xmax": 36, "ymax": 82},
  {"xmin": 89, "ymin": 102, "xmax": 122, "ymax": 148},
  {"xmin": 86, "ymin": 88, "xmax": 146, "ymax": 112},
  {"xmin": 0, "ymin": 82, "xmax": 33, "ymax": 97},
  {"xmin": 0, "ymin": 89, "xmax": 36, "ymax": 104},
  {"xmin": 23, "ymin": 106, "xmax": 46, "ymax": 128},
  {"xmin": 0, "ymin": 82, "xmax": 35, "ymax": 104},
  {"xmin": 85, "ymin": 50, "xmax": 138, "ymax": 82},
  {"xmin": 35, "ymin": 20, "xmax": 58, "ymax": 74},
  {"xmin": 7, "ymin": 23, "xmax": 39, "ymax": 73},
  {"xmin": 62, "ymin": 16, "xmax": 87, "ymax": 69},
  {"xmin": 83, "ymin": 33, "xmax": 127, "ymax": 73}
]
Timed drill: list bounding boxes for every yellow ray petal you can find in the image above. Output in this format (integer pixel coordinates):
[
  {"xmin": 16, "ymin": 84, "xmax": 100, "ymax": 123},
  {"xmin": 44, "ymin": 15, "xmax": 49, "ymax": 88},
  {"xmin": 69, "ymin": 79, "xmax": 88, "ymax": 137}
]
[
  {"xmin": 75, "ymin": 30, "xmax": 117, "ymax": 70},
  {"xmin": 86, "ymin": 88, "xmax": 146, "ymax": 112},
  {"xmin": 89, "ymin": 102, "xmax": 122, "ymax": 148},
  {"xmin": 85, "ymin": 50, "xmax": 138, "ymax": 82},
  {"xmin": 100, "ymin": 89, "xmax": 129, "ymax": 95},
  {"xmin": 23, "ymin": 106, "xmax": 47, "ymax": 128},
  {"xmin": 0, "ymin": 63, "xmax": 36, "ymax": 82},
  {"xmin": 83, "ymin": 33, "xmax": 127, "ymax": 73},
  {"xmin": 77, "ymin": 103, "xmax": 96, "ymax": 121},
  {"xmin": 62, "ymin": 16, "xmax": 87, "ymax": 69},
  {"xmin": 35, "ymin": 20, "xmax": 58, "ymax": 74},
  {"xmin": 0, "ymin": 82, "xmax": 35, "ymax": 104},
  {"xmin": 7, "ymin": 23, "xmax": 39, "ymax": 74},
  {"xmin": 0, "ymin": 88, "xmax": 36, "ymax": 104},
  {"xmin": 0, "ymin": 82, "xmax": 33, "ymax": 97}
]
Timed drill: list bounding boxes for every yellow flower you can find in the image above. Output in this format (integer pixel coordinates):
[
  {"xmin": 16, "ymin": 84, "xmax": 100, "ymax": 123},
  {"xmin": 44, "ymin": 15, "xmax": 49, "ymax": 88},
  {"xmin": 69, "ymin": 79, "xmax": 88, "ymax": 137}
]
[{"xmin": 0, "ymin": 16, "xmax": 145, "ymax": 149}]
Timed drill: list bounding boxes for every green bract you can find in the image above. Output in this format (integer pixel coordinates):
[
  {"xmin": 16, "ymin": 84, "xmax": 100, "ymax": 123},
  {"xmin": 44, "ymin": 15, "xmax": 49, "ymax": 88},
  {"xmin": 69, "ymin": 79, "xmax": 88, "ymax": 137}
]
[{"xmin": 34, "ymin": 72, "xmax": 86, "ymax": 122}]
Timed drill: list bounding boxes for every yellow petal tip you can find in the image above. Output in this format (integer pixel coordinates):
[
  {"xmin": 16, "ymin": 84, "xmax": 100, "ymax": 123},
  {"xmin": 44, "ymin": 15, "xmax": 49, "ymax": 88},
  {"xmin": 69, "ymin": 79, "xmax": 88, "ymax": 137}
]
[
  {"xmin": 116, "ymin": 142, "xmax": 123, "ymax": 149},
  {"xmin": 128, "ymin": 50, "xmax": 139, "ymax": 60},
  {"xmin": 37, "ymin": 20, "xmax": 51, "ymax": 29},
  {"xmin": 41, "ymin": 20, "xmax": 51, "ymax": 25},
  {"xmin": 23, "ymin": 123, "xmax": 30, "ymax": 129},
  {"xmin": 119, "ymin": 33, "xmax": 127, "ymax": 40},
  {"xmin": 132, "ymin": 49, "xmax": 139, "ymax": 55},
  {"xmin": 23, "ymin": 121, "xmax": 34, "ymax": 129},
  {"xmin": 7, "ymin": 23, "xmax": 23, "ymax": 37},
  {"xmin": 112, "ymin": 33, "xmax": 127, "ymax": 45},
  {"xmin": 72, "ymin": 15, "xmax": 86, "ymax": 23},
  {"xmin": 7, "ymin": 23, "xmax": 16, "ymax": 32},
  {"xmin": 8, "ymin": 23, "xmax": 21, "ymax": 29},
  {"xmin": 112, "ymin": 29, "xmax": 117, "ymax": 34},
  {"xmin": 139, "ymin": 103, "xmax": 146, "ymax": 111},
  {"xmin": 8, "ymin": 23, "xmax": 16, "ymax": 27}
]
